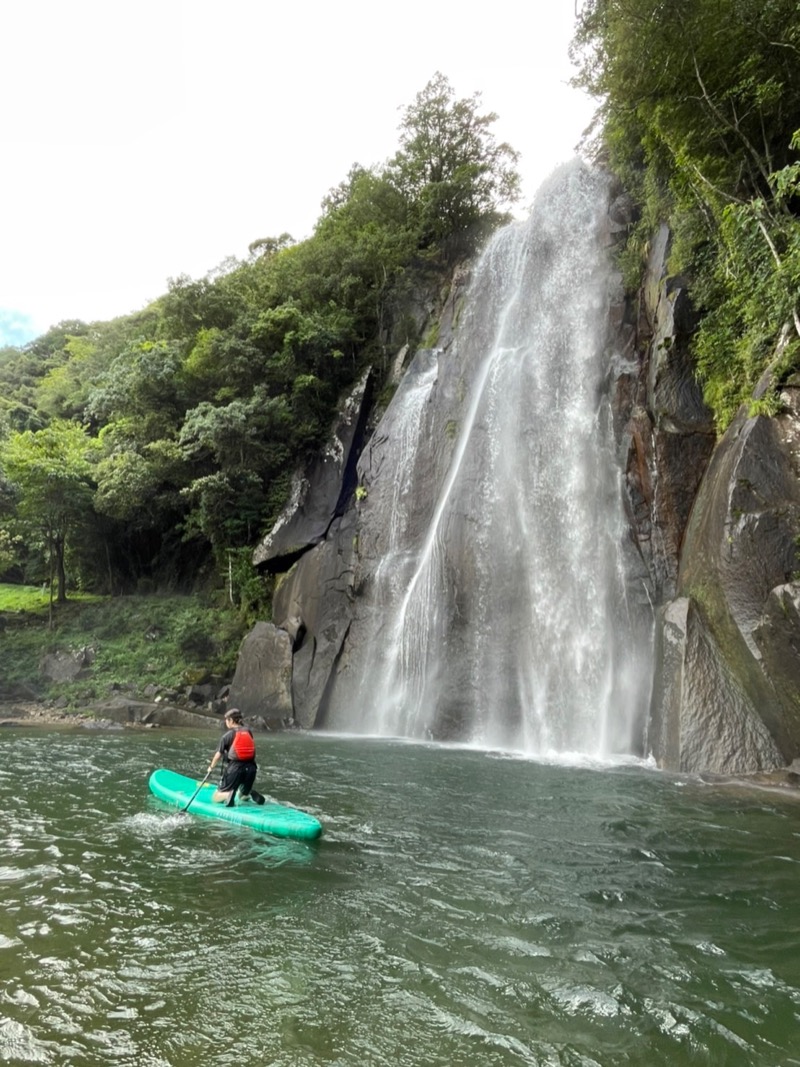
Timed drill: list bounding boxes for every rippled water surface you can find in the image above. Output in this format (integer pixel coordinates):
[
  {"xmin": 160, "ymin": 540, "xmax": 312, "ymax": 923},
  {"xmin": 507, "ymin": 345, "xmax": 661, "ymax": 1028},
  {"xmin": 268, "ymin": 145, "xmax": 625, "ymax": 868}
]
[{"xmin": 2, "ymin": 729, "xmax": 800, "ymax": 1066}]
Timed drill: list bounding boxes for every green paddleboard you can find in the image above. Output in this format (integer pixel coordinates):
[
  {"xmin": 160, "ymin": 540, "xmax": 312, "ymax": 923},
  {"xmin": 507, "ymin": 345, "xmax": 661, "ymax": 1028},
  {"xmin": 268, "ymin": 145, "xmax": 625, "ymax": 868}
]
[{"xmin": 148, "ymin": 768, "xmax": 322, "ymax": 840}]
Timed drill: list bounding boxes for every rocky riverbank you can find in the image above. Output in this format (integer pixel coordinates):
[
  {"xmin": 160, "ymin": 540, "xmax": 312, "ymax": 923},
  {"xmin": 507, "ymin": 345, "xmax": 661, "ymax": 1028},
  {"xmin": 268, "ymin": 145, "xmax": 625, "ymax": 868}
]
[
  {"xmin": 0, "ymin": 701, "xmax": 95, "ymax": 727},
  {"xmin": 0, "ymin": 698, "xmax": 221, "ymax": 730},
  {"xmin": 0, "ymin": 696, "xmax": 291, "ymax": 732}
]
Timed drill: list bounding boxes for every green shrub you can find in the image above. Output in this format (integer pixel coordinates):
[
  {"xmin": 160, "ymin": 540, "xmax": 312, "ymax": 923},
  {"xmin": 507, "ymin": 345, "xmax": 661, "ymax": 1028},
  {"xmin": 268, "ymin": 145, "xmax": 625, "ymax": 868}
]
[{"xmin": 0, "ymin": 588, "xmax": 248, "ymax": 705}]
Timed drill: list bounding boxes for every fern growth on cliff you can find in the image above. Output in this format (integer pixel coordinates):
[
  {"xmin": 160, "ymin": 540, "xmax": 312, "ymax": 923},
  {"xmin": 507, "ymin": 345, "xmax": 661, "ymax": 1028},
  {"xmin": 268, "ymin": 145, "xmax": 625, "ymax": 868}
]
[{"xmin": 571, "ymin": 0, "xmax": 800, "ymax": 429}]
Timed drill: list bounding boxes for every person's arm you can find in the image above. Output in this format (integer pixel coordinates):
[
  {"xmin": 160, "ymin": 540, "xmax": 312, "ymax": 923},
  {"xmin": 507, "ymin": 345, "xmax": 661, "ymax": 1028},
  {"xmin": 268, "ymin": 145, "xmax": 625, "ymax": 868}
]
[{"xmin": 208, "ymin": 731, "xmax": 230, "ymax": 772}]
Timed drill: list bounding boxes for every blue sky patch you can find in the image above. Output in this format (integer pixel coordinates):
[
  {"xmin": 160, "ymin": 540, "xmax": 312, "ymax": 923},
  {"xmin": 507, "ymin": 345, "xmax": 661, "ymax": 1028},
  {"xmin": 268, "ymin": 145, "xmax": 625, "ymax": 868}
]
[{"xmin": 0, "ymin": 309, "xmax": 37, "ymax": 348}]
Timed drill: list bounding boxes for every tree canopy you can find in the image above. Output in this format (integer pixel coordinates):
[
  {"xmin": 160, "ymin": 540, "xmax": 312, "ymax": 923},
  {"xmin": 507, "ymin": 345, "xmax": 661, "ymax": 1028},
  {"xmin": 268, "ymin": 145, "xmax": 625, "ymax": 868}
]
[
  {"xmin": 572, "ymin": 0, "xmax": 800, "ymax": 427},
  {"xmin": 389, "ymin": 71, "xmax": 521, "ymax": 254},
  {"xmin": 0, "ymin": 74, "xmax": 520, "ymax": 610},
  {"xmin": 1, "ymin": 421, "xmax": 95, "ymax": 604}
]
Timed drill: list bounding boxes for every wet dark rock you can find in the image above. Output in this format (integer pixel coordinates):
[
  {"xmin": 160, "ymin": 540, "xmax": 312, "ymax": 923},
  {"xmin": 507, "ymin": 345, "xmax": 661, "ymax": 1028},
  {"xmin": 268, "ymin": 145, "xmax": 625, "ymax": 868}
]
[
  {"xmin": 644, "ymin": 229, "xmax": 710, "ymax": 436},
  {"xmin": 754, "ymin": 583, "xmax": 800, "ymax": 743},
  {"xmin": 253, "ymin": 371, "xmax": 374, "ymax": 572},
  {"xmin": 271, "ymin": 511, "xmax": 358, "ymax": 729},
  {"xmin": 185, "ymin": 683, "xmax": 215, "ymax": 705},
  {"xmin": 649, "ymin": 597, "xmax": 783, "ymax": 773},
  {"xmin": 653, "ymin": 391, "xmax": 800, "ymax": 770},
  {"xmin": 227, "ymin": 621, "xmax": 293, "ymax": 726},
  {"xmin": 616, "ymin": 223, "xmax": 715, "ymax": 603},
  {"xmin": 89, "ymin": 699, "xmax": 219, "ymax": 729}
]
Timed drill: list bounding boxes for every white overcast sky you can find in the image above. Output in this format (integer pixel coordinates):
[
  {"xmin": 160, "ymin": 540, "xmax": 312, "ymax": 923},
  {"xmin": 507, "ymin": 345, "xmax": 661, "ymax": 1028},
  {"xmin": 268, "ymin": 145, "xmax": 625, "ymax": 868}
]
[{"xmin": 0, "ymin": 0, "xmax": 596, "ymax": 346}]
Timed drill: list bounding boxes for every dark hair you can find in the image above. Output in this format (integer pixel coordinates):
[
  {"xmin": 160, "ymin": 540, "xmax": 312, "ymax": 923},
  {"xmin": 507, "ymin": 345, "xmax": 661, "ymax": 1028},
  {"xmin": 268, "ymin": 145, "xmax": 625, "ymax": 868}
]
[{"xmin": 226, "ymin": 708, "xmax": 243, "ymax": 725}]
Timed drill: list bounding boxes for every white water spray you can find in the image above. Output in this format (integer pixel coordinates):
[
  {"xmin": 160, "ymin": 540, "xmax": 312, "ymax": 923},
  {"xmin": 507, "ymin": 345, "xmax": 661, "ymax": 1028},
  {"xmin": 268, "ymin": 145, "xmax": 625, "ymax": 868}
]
[{"xmin": 326, "ymin": 163, "xmax": 652, "ymax": 756}]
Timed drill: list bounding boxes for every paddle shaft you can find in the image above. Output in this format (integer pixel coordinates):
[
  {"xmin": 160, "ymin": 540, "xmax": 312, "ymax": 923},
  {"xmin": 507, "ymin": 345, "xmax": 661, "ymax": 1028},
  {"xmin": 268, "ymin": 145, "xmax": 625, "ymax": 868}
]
[{"xmin": 181, "ymin": 768, "xmax": 213, "ymax": 813}]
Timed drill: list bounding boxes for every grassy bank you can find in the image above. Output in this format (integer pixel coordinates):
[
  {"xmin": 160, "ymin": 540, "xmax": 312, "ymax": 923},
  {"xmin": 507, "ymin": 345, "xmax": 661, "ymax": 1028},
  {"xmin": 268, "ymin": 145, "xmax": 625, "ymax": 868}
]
[{"xmin": 0, "ymin": 585, "xmax": 248, "ymax": 709}]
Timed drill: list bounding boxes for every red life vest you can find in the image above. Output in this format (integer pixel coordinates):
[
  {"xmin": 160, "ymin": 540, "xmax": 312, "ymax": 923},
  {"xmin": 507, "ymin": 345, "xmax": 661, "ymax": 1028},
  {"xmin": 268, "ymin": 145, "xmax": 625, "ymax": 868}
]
[{"xmin": 229, "ymin": 726, "xmax": 255, "ymax": 762}]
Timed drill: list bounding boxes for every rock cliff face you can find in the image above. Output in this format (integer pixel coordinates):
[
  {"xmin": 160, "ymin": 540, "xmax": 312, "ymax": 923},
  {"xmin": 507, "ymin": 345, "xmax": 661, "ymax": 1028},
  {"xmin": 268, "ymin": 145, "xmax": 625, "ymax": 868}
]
[
  {"xmin": 613, "ymin": 219, "xmax": 800, "ymax": 774},
  {"xmin": 650, "ymin": 390, "xmax": 800, "ymax": 772},
  {"xmin": 240, "ymin": 172, "xmax": 800, "ymax": 775},
  {"xmin": 265, "ymin": 273, "xmax": 469, "ymax": 733},
  {"xmin": 614, "ymin": 223, "xmax": 717, "ymax": 605},
  {"xmin": 253, "ymin": 368, "xmax": 374, "ymax": 573}
]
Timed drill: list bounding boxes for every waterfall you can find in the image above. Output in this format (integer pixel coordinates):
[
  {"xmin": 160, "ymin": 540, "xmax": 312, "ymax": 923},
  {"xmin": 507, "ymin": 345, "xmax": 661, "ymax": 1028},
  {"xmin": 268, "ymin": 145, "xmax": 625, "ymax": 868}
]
[{"xmin": 325, "ymin": 162, "xmax": 653, "ymax": 757}]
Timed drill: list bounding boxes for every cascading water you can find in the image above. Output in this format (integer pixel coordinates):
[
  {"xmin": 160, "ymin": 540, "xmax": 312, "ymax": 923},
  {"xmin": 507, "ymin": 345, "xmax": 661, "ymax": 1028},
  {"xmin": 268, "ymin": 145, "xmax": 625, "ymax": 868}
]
[{"xmin": 325, "ymin": 161, "xmax": 653, "ymax": 756}]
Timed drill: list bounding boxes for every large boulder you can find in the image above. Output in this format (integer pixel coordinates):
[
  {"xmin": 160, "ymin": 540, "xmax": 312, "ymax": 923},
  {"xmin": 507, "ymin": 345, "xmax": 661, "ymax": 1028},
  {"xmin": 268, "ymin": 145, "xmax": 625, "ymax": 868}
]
[
  {"xmin": 89, "ymin": 699, "xmax": 219, "ymax": 729},
  {"xmin": 227, "ymin": 622, "xmax": 293, "ymax": 725},
  {"xmin": 754, "ymin": 583, "xmax": 800, "ymax": 743},
  {"xmin": 653, "ymin": 388, "xmax": 800, "ymax": 770},
  {"xmin": 40, "ymin": 646, "xmax": 95, "ymax": 683},
  {"xmin": 649, "ymin": 598, "xmax": 782, "ymax": 773}
]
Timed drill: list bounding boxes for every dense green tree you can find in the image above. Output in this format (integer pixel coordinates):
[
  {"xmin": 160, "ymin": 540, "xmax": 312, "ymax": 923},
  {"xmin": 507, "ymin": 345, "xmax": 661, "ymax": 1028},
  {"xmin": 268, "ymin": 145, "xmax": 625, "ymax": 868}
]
[
  {"xmin": 86, "ymin": 339, "xmax": 186, "ymax": 436},
  {"xmin": 180, "ymin": 470, "xmax": 267, "ymax": 555},
  {"xmin": 92, "ymin": 439, "xmax": 186, "ymax": 525},
  {"xmin": 572, "ymin": 0, "xmax": 800, "ymax": 426},
  {"xmin": 248, "ymin": 233, "xmax": 294, "ymax": 260},
  {"xmin": 179, "ymin": 392, "xmax": 292, "ymax": 472},
  {"xmin": 388, "ymin": 72, "xmax": 521, "ymax": 254},
  {"xmin": 0, "ymin": 321, "xmax": 93, "ymax": 430},
  {"xmin": 177, "ymin": 390, "xmax": 293, "ymax": 557},
  {"xmin": 35, "ymin": 333, "xmax": 101, "ymax": 421},
  {"xmin": 159, "ymin": 272, "xmax": 242, "ymax": 339},
  {"xmin": 314, "ymin": 166, "xmax": 419, "ymax": 358},
  {"xmin": 0, "ymin": 72, "xmax": 523, "ymax": 596},
  {"xmin": 0, "ymin": 527, "xmax": 22, "ymax": 578},
  {"xmin": 1, "ymin": 421, "xmax": 95, "ymax": 603},
  {"xmin": 180, "ymin": 327, "xmax": 269, "ymax": 404}
]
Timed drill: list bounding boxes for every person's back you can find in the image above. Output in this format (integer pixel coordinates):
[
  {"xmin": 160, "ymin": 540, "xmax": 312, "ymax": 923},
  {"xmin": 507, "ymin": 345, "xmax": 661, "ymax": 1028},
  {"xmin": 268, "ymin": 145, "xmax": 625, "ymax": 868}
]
[{"xmin": 207, "ymin": 709, "xmax": 265, "ymax": 805}]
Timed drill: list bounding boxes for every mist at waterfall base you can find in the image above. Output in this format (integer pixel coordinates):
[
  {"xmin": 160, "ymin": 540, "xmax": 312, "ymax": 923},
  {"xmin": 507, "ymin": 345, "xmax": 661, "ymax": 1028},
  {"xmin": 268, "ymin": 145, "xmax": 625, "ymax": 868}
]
[{"xmin": 324, "ymin": 163, "xmax": 653, "ymax": 758}]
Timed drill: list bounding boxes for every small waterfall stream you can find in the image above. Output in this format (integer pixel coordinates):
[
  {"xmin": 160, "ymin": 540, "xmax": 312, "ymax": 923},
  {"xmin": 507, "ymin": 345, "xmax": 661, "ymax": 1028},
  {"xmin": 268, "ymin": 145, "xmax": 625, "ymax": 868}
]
[{"xmin": 326, "ymin": 162, "xmax": 653, "ymax": 756}]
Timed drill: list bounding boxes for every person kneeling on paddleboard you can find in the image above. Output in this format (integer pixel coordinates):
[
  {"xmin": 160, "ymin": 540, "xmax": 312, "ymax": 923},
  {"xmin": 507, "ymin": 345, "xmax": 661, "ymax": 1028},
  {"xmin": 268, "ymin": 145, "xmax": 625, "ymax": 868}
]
[{"xmin": 208, "ymin": 709, "xmax": 266, "ymax": 807}]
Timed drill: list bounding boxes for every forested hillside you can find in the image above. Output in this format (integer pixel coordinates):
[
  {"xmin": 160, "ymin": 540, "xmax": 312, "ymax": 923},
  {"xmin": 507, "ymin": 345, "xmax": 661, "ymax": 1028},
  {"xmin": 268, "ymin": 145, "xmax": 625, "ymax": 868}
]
[
  {"xmin": 0, "ymin": 74, "xmax": 520, "ymax": 615},
  {"xmin": 572, "ymin": 0, "xmax": 800, "ymax": 427}
]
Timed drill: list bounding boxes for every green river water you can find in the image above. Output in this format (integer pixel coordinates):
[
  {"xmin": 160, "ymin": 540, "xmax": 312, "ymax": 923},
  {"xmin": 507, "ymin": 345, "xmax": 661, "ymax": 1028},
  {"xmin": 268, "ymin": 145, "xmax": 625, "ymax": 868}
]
[{"xmin": 1, "ymin": 728, "xmax": 799, "ymax": 1066}]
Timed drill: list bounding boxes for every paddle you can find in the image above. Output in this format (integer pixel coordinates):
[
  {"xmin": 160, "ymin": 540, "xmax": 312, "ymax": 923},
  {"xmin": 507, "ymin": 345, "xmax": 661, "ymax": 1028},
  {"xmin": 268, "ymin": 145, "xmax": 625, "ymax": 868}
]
[{"xmin": 181, "ymin": 767, "xmax": 213, "ymax": 813}]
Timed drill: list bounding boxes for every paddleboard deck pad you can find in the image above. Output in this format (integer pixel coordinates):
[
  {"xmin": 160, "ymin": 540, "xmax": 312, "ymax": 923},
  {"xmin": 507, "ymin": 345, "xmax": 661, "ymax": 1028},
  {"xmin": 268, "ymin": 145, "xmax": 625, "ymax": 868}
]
[{"xmin": 148, "ymin": 768, "xmax": 322, "ymax": 840}]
